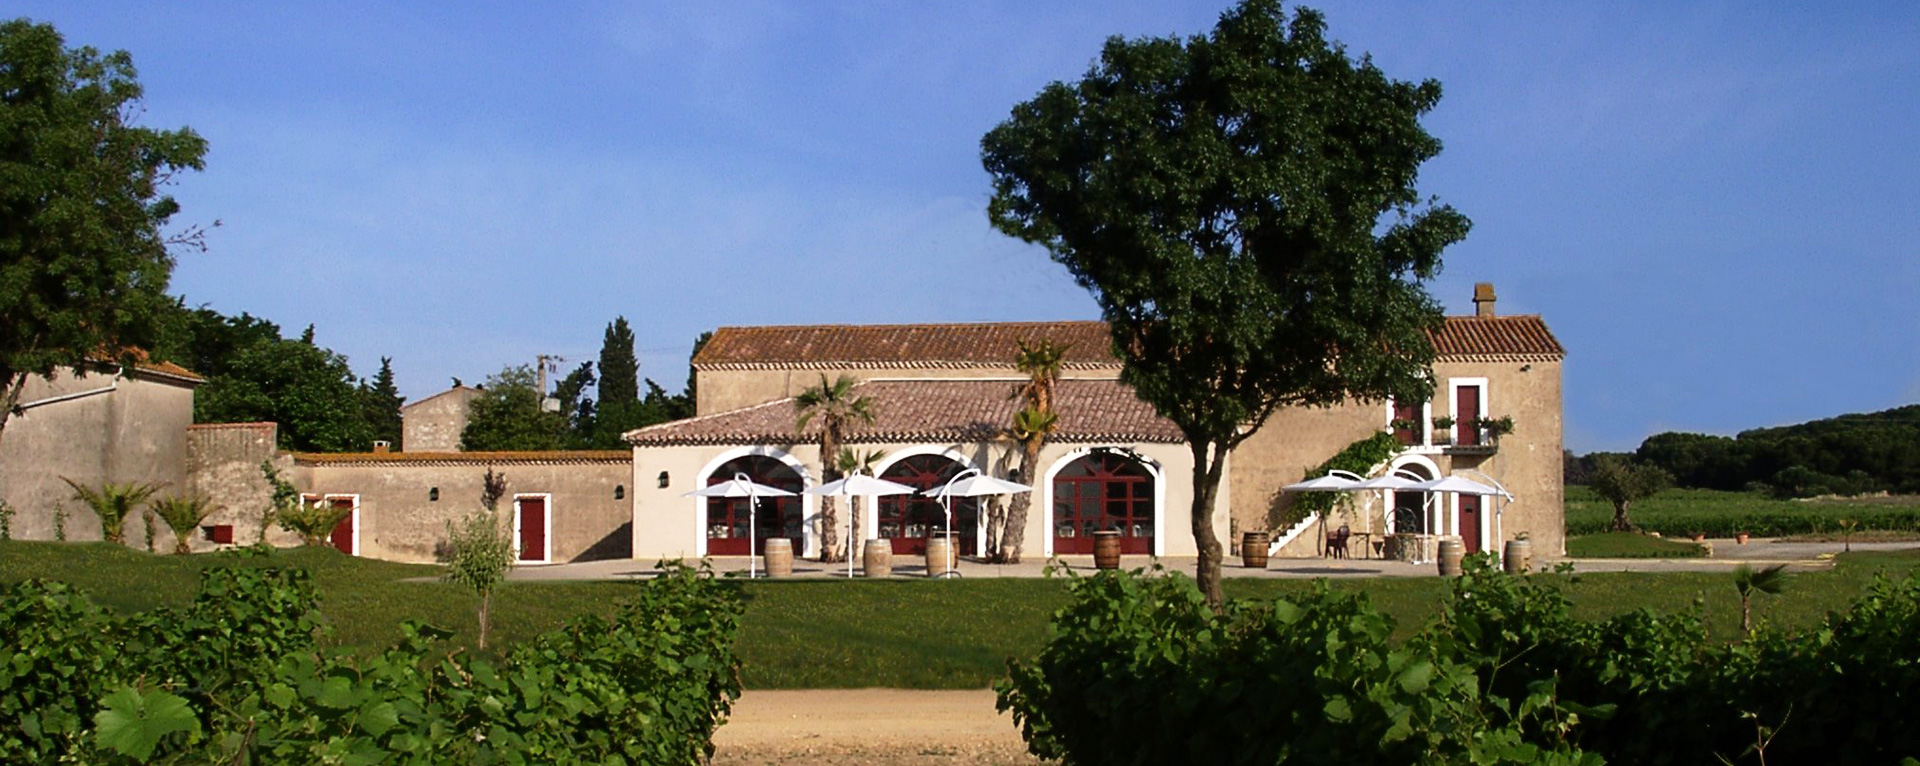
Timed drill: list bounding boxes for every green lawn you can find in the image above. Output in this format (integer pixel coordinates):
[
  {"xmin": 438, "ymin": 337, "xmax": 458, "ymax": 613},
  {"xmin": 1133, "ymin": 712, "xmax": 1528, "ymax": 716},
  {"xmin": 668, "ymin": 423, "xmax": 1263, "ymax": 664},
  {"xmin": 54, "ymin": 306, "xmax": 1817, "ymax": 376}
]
[
  {"xmin": 5, "ymin": 540, "xmax": 1917, "ymax": 688},
  {"xmin": 1566, "ymin": 532, "xmax": 1708, "ymax": 558},
  {"xmin": 1566, "ymin": 485, "xmax": 1920, "ymax": 537}
]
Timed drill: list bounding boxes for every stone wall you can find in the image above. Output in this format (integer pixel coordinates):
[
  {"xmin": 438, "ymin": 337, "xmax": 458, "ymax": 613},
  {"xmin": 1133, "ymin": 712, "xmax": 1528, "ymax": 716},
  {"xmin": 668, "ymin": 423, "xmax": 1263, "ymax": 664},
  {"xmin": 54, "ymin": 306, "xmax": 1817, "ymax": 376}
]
[
  {"xmin": 0, "ymin": 366, "xmax": 194, "ymax": 546},
  {"xmin": 400, "ymin": 386, "xmax": 480, "ymax": 452},
  {"xmin": 296, "ymin": 454, "xmax": 633, "ymax": 563},
  {"xmin": 185, "ymin": 422, "xmax": 300, "ymax": 549}
]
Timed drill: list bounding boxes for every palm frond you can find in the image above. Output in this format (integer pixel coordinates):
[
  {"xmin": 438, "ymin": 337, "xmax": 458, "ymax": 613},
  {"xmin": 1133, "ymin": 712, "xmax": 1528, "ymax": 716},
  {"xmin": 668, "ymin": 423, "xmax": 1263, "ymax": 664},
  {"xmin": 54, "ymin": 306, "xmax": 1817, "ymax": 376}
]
[{"xmin": 1734, "ymin": 563, "xmax": 1789, "ymax": 597}]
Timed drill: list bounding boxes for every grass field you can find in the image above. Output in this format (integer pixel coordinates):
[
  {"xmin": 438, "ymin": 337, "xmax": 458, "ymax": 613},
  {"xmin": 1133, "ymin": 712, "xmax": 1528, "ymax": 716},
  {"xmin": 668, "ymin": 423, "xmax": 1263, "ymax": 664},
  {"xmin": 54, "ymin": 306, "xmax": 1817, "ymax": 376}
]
[
  {"xmin": 5, "ymin": 540, "xmax": 1918, "ymax": 688},
  {"xmin": 1566, "ymin": 486, "xmax": 1920, "ymax": 537},
  {"xmin": 1565, "ymin": 532, "xmax": 1708, "ymax": 558}
]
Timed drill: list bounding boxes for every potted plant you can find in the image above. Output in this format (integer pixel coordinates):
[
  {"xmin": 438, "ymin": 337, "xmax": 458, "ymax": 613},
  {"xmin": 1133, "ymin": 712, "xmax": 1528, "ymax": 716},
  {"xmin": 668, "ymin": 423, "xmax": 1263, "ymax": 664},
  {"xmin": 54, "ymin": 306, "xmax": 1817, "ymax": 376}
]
[
  {"xmin": 1431, "ymin": 415, "xmax": 1455, "ymax": 444},
  {"xmin": 1734, "ymin": 530, "xmax": 1751, "ymax": 545},
  {"xmin": 1474, "ymin": 415, "xmax": 1515, "ymax": 443}
]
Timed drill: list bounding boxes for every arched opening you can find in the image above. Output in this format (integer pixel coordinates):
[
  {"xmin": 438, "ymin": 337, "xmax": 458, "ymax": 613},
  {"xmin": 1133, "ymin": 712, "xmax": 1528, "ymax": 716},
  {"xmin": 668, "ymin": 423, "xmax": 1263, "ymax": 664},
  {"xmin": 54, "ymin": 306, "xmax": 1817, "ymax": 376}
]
[
  {"xmin": 704, "ymin": 455, "xmax": 803, "ymax": 556},
  {"xmin": 1390, "ymin": 462, "xmax": 1436, "ymax": 534},
  {"xmin": 1052, "ymin": 451, "xmax": 1155, "ymax": 554},
  {"xmin": 877, "ymin": 454, "xmax": 978, "ymax": 555}
]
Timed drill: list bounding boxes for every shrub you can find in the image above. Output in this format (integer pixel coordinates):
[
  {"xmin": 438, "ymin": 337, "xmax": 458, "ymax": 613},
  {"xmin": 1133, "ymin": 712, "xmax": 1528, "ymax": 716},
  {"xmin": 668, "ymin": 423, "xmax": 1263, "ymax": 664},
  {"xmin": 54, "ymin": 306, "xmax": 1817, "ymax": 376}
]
[
  {"xmin": 147, "ymin": 494, "xmax": 218, "ymax": 555},
  {"xmin": 1001, "ymin": 558, "xmax": 1920, "ymax": 765},
  {"xmin": 60, "ymin": 479, "xmax": 162, "ymax": 545},
  {"xmin": 0, "ymin": 561, "xmax": 742, "ymax": 764}
]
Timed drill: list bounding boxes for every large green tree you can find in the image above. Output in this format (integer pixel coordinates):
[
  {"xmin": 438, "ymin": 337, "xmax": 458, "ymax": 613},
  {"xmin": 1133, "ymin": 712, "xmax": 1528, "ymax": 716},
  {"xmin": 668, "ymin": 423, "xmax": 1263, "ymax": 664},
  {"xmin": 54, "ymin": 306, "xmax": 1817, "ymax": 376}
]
[
  {"xmin": 981, "ymin": 1, "xmax": 1469, "ymax": 606},
  {"xmin": 0, "ymin": 20, "xmax": 208, "ymax": 443},
  {"xmin": 359, "ymin": 356, "xmax": 404, "ymax": 448},
  {"xmin": 195, "ymin": 334, "xmax": 375, "ymax": 452},
  {"xmin": 591, "ymin": 317, "xmax": 642, "ymax": 448},
  {"xmin": 461, "ymin": 365, "xmax": 567, "ymax": 451}
]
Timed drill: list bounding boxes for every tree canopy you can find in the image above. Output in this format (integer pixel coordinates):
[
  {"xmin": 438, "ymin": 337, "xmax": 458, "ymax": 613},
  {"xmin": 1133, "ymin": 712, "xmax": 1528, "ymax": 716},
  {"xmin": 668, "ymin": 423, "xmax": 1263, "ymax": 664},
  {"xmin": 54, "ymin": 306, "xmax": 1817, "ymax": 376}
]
[
  {"xmin": 194, "ymin": 333, "xmax": 375, "ymax": 452},
  {"xmin": 461, "ymin": 365, "xmax": 569, "ymax": 452},
  {"xmin": 0, "ymin": 19, "xmax": 207, "ymax": 439},
  {"xmin": 981, "ymin": 0, "xmax": 1468, "ymax": 605}
]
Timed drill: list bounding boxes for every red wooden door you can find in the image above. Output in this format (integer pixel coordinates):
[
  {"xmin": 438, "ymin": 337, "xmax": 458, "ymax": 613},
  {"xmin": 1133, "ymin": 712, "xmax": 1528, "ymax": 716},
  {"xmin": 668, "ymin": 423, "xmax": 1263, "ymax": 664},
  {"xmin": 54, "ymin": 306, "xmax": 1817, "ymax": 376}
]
[
  {"xmin": 1456, "ymin": 385, "xmax": 1481, "ymax": 445},
  {"xmin": 1459, "ymin": 495, "xmax": 1482, "ymax": 553},
  {"xmin": 517, "ymin": 497, "xmax": 546, "ymax": 562},
  {"xmin": 326, "ymin": 498, "xmax": 355, "ymax": 554}
]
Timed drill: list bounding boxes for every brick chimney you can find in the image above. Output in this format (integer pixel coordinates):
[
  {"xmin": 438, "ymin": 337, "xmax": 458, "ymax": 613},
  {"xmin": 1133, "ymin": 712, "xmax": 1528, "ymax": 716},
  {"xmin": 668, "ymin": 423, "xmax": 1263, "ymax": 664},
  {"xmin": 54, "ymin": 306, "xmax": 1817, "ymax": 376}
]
[
  {"xmin": 1473, "ymin": 283, "xmax": 1496, "ymax": 317},
  {"xmin": 372, "ymin": 440, "xmax": 391, "ymax": 454}
]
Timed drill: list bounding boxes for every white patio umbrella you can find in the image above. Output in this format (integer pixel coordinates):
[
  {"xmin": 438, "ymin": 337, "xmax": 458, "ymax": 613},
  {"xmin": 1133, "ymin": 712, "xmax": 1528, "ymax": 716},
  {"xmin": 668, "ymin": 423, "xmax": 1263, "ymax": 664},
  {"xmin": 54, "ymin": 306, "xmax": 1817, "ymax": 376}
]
[
  {"xmin": 1410, "ymin": 475, "xmax": 1512, "ymax": 498},
  {"xmin": 1281, "ymin": 471, "xmax": 1362, "ymax": 492},
  {"xmin": 1410, "ymin": 474, "xmax": 1514, "ymax": 550},
  {"xmin": 686, "ymin": 473, "xmax": 797, "ymax": 579},
  {"xmin": 806, "ymin": 474, "xmax": 918, "ymax": 578},
  {"xmin": 919, "ymin": 469, "xmax": 1032, "ymax": 576},
  {"xmin": 1283, "ymin": 470, "xmax": 1363, "ymax": 558}
]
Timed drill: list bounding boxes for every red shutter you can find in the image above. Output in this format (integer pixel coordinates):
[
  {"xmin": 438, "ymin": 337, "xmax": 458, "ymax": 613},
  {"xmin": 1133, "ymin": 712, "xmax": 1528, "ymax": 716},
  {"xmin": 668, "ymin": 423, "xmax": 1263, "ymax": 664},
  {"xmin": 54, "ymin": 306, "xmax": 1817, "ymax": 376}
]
[
  {"xmin": 1392, "ymin": 402, "xmax": 1419, "ymax": 446},
  {"xmin": 1456, "ymin": 386, "xmax": 1481, "ymax": 446}
]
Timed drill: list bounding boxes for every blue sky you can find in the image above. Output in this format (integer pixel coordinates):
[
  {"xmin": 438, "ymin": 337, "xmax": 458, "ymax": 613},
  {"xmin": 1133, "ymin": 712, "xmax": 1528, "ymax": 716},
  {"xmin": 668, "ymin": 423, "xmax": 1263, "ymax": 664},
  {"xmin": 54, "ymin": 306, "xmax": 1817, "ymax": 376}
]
[{"xmin": 15, "ymin": 2, "xmax": 1918, "ymax": 452}]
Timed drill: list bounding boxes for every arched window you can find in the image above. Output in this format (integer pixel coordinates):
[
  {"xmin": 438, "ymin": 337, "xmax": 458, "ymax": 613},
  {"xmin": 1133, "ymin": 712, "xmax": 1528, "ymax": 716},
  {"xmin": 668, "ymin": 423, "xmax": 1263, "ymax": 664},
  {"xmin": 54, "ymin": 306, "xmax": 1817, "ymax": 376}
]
[
  {"xmin": 705, "ymin": 455, "xmax": 803, "ymax": 556},
  {"xmin": 878, "ymin": 454, "xmax": 978, "ymax": 555},
  {"xmin": 1052, "ymin": 451, "xmax": 1155, "ymax": 555}
]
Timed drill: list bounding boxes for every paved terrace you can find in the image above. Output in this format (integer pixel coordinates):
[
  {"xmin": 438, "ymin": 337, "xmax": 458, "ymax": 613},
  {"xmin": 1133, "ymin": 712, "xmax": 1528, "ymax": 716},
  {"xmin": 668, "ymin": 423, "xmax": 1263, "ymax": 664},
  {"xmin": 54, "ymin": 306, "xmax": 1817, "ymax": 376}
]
[{"xmin": 505, "ymin": 538, "xmax": 1919, "ymax": 581}]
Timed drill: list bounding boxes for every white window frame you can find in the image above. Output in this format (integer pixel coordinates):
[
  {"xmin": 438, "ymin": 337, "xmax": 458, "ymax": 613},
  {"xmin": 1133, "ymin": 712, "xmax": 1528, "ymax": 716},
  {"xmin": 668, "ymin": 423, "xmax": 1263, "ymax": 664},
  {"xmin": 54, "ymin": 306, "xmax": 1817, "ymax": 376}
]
[
  {"xmin": 1448, "ymin": 377, "xmax": 1490, "ymax": 444},
  {"xmin": 512, "ymin": 493, "xmax": 553, "ymax": 564}
]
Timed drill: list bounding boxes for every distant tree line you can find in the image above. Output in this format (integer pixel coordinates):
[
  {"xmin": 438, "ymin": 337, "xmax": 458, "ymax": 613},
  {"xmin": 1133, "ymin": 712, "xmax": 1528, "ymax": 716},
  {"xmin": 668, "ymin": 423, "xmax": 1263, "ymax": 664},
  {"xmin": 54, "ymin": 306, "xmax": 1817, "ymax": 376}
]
[
  {"xmin": 459, "ymin": 318, "xmax": 705, "ymax": 451},
  {"xmin": 1565, "ymin": 404, "xmax": 1920, "ymax": 497}
]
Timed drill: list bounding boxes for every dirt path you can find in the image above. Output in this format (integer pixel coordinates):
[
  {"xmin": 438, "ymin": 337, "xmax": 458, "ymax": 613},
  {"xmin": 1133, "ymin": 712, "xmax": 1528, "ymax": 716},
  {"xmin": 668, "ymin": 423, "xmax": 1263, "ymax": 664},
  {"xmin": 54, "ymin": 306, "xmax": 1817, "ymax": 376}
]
[{"xmin": 711, "ymin": 689, "xmax": 1045, "ymax": 766}]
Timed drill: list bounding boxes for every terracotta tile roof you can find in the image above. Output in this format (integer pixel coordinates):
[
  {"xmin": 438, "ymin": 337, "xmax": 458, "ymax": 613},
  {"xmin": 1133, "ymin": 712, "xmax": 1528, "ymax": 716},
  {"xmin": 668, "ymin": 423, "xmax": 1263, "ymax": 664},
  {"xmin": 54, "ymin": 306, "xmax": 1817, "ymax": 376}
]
[
  {"xmin": 1428, "ymin": 315, "xmax": 1564, "ymax": 361},
  {"xmin": 626, "ymin": 379, "xmax": 1184, "ymax": 447},
  {"xmin": 293, "ymin": 450, "xmax": 631, "ymax": 467},
  {"xmin": 694, "ymin": 321, "xmax": 1119, "ymax": 370},
  {"xmin": 91, "ymin": 348, "xmax": 204, "ymax": 383},
  {"xmin": 694, "ymin": 316, "xmax": 1561, "ymax": 369}
]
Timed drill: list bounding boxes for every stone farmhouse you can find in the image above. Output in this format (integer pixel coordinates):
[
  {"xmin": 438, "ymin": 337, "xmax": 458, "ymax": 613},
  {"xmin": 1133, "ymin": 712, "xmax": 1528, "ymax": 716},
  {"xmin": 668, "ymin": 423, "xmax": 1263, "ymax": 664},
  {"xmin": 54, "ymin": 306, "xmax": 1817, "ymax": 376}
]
[{"xmin": 0, "ymin": 283, "xmax": 1563, "ymax": 565}]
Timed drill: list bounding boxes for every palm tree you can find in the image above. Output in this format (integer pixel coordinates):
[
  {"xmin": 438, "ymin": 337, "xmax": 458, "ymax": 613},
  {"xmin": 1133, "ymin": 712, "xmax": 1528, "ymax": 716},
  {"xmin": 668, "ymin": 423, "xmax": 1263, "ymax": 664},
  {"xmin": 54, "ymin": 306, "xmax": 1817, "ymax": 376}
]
[
  {"xmin": 1734, "ymin": 563, "xmax": 1788, "ymax": 638},
  {"xmin": 836, "ymin": 447, "xmax": 887, "ymax": 557},
  {"xmin": 62, "ymin": 478, "xmax": 162, "ymax": 546},
  {"xmin": 148, "ymin": 493, "xmax": 219, "ymax": 555},
  {"xmin": 1000, "ymin": 339, "xmax": 1069, "ymax": 563},
  {"xmin": 796, "ymin": 374, "xmax": 876, "ymax": 562}
]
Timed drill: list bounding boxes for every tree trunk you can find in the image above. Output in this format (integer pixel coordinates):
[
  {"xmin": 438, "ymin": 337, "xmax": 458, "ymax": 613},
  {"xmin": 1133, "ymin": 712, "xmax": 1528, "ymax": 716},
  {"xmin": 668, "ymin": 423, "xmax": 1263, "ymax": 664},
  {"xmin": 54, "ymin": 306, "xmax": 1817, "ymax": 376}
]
[
  {"xmin": 1001, "ymin": 438, "xmax": 1043, "ymax": 564},
  {"xmin": 478, "ymin": 589, "xmax": 493, "ymax": 650},
  {"xmin": 0, "ymin": 370, "xmax": 26, "ymax": 449},
  {"xmin": 819, "ymin": 431, "xmax": 841, "ymax": 562},
  {"xmin": 1609, "ymin": 501, "xmax": 1634, "ymax": 532},
  {"xmin": 1190, "ymin": 441, "xmax": 1227, "ymax": 610},
  {"xmin": 1740, "ymin": 595, "xmax": 1752, "ymax": 638},
  {"xmin": 983, "ymin": 498, "xmax": 1004, "ymax": 560},
  {"xmin": 174, "ymin": 535, "xmax": 192, "ymax": 555}
]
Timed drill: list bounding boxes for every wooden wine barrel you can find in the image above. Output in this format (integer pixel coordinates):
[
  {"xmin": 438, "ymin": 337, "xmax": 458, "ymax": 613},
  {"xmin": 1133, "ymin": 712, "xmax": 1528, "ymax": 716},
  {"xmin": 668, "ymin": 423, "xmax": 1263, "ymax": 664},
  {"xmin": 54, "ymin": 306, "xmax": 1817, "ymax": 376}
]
[
  {"xmin": 763, "ymin": 537, "xmax": 794, "ymax": 578},
  {"xmin": 1092, "ymin": 530, "xmax": 1122, "ymax": 570},
  {"xmin": 925, "ymin": 534, "xmax": 956, "ymax": 578},
  {"xmin": 1437, "ymin": 537, "xmax": 1464, "ymax": 577},
  {"xmin": 863, "ymin": 538, "xmax": 894, "ymax": 578},
  {"xmin": 1502, "ymin": 538, "xmax": 1533, "ymax": 574},
  {"xmin": 1241, "ymin": 531, "xmax": 1271, "ymax": 569}
]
